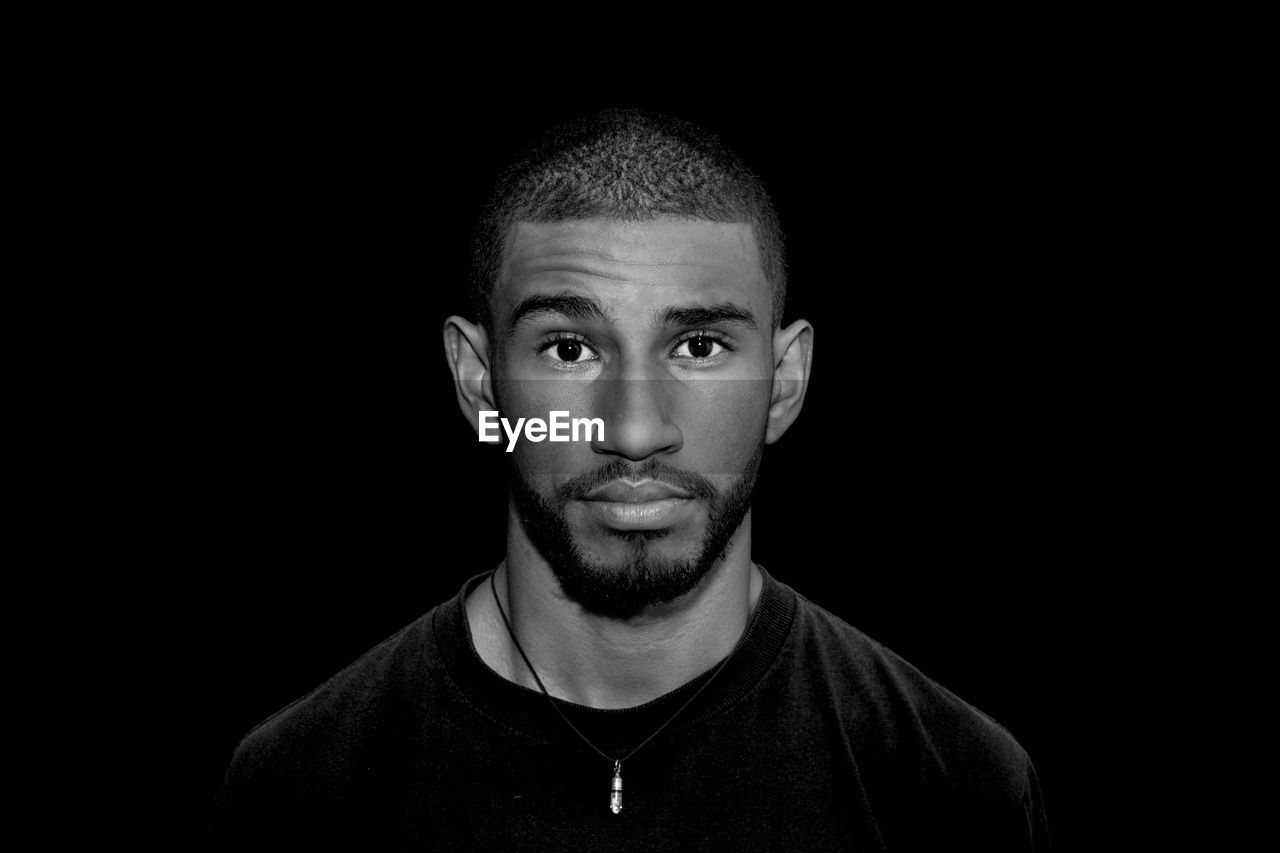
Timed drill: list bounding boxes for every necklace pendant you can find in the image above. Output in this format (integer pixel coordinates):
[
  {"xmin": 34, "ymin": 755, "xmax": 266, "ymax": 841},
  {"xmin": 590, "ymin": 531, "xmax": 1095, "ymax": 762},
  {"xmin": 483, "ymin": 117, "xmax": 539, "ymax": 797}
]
[{"xmin": 610, "ymin": 761, "xmax": 623, "ymax": 814}]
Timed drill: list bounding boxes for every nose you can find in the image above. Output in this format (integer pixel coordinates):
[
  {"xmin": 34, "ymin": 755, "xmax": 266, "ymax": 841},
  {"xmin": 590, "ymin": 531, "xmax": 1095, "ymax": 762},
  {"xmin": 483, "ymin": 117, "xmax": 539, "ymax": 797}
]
[{"xmin": 591, "ymin": 376, "xmax": 683, "ymax": 462}]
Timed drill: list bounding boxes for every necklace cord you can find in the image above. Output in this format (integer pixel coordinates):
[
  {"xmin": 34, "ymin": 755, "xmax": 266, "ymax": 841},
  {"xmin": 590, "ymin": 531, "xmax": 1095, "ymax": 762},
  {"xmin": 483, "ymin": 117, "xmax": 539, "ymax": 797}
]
[{"xmin": 489, "ymin": 567, "xmax": 747, "ymax": 766}]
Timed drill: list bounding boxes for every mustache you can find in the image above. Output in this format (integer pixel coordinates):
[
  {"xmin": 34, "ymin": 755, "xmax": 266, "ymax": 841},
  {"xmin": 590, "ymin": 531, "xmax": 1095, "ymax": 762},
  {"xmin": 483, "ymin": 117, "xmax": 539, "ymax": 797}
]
[{"xmin": 557, "ymin": 458, "xmax": 719, "ymax": 502}]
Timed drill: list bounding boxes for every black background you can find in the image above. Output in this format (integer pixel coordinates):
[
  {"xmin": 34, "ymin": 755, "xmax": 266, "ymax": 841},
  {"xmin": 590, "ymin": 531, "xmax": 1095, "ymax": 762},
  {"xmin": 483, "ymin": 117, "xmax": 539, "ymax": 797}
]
[{"xmin": 164, "ymin": 79, "xmax": 1146, "ymax": 848}]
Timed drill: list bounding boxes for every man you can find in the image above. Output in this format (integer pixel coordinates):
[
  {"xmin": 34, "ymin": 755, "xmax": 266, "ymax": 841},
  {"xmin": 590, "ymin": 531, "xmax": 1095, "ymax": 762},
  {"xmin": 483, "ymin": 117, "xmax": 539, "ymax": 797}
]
[{"xmin": 211, "ymin": 109, "xmax": 1050, "ymax": 850}]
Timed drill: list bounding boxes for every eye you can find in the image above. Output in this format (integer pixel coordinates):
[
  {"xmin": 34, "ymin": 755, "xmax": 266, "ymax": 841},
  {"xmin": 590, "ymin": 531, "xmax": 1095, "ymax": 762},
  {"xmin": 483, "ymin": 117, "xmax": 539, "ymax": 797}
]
[
  {"xmin": 671, "ymin": 332, "xmax": 730, "ymax": 360},
  {"xmin": 539, "ymin": 334, "xmax": 600, "ymax": 365}
]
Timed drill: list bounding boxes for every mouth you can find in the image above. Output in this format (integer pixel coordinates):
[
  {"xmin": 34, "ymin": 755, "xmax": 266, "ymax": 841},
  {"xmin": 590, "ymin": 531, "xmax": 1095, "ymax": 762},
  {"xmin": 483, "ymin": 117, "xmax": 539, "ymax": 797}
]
[
  {"xmin": 582, "ymin": 479, "xmax": 694, "ymax": 503},
  {"xmin": 580, "ymin": 480, "xmax": 696, "ymax": 530}
]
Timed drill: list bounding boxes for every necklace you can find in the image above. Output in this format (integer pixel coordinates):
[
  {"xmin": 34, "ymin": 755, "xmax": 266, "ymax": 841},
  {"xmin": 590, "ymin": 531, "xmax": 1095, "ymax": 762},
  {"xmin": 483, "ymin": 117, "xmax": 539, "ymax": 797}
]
[{"xmin": 489, "ymin": 567, "xmax": 749, "ymax": 815}]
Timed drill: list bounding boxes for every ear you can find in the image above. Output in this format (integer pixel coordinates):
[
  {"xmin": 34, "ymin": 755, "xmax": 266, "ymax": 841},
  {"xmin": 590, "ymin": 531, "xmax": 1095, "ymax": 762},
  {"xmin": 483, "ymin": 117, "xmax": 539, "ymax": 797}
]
[
  {"xmin": 765, "ymin": 319, "xmax": 814, "ymax": 445},
  {"xmin": 442, "ymin": 316, "xmax": 497, "ymax": 437}
]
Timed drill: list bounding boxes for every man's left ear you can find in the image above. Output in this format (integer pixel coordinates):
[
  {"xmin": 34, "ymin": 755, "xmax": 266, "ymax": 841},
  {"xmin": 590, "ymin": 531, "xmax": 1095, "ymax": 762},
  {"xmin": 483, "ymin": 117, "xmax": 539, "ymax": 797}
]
[{"xmin": 766, "ymin": 319, "xmax": 814, "ymax": 444}]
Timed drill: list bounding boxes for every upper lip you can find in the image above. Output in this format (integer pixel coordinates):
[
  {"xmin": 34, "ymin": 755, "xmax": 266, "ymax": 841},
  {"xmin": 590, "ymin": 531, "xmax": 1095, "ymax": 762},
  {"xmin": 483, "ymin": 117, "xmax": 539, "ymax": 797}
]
[{"xmin": 583, "ymin": 480, "xmax": 693, "ymax": 503}]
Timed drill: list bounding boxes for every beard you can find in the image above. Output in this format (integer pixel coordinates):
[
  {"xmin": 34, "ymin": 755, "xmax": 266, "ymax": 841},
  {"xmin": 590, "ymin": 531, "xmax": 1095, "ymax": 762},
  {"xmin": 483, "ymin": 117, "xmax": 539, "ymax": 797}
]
[{"xmin": 509, "ymin": 445, "xmax": 763, "ymax": 619}]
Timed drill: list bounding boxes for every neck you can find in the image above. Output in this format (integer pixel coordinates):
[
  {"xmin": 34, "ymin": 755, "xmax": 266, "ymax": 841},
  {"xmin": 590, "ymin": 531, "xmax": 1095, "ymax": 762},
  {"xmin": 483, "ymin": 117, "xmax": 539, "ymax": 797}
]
[{"xmin": 466, "ymin": 503, "xmax": 763, "ymax": 710}]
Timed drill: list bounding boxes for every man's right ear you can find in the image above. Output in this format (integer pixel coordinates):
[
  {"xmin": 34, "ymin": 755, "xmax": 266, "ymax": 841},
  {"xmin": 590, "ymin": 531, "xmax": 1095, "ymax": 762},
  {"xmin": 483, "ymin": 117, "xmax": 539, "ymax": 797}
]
[{"xmin": 442, "ymin": 316, "xmax": 497, "ymax": 436}]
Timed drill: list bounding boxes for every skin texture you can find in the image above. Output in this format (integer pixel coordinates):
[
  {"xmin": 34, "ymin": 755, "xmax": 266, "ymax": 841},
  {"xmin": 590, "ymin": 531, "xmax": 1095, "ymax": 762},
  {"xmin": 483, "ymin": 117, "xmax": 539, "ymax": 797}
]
[{"xmin": 443, "ymin": 217, "xmax": 813, "ymax": 709}]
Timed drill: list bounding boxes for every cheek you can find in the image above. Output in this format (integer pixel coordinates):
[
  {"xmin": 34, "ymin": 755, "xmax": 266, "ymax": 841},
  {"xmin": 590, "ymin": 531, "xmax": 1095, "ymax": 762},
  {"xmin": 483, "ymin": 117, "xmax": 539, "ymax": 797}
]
[
  {"xmin": 676, "ymin": 379, "xmax": 770, "ymax": 477},
  {"xmin": 498, "ymin": 380, "xmax": 597, "ymax": 477},
  {"xmin": 496, "ymin": 378, "xmax": 594, "ymax": 418}
]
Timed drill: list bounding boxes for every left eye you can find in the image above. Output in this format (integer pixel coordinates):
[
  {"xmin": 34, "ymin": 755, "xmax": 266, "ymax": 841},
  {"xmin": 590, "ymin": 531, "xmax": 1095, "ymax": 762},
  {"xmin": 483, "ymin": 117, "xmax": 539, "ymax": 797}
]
[{"xmin": 672, "ymin": 334, "xmax": 725, "ymax": 359}]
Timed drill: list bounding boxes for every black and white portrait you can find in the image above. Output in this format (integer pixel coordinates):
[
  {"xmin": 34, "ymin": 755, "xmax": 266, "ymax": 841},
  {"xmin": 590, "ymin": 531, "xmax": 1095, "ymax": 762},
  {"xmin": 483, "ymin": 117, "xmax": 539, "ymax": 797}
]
[{"xmin": 189, "ymin": 92, "xmax": 1088, "ymax": 850}]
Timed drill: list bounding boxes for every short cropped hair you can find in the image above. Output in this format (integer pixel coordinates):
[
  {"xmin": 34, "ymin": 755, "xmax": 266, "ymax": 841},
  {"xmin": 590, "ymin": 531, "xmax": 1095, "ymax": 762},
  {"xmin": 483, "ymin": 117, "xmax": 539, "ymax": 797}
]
[{"xmin": 470, "ymin": 109, "xmax": 788, "ymax": 331}]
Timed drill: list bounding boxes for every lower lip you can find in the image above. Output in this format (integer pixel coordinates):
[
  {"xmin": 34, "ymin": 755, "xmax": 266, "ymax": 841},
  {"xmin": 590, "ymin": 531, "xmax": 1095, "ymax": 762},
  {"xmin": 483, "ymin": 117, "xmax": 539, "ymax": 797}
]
[{"xmin": 582, "ymin": 498, "xmax": 694, "ymax": 530}]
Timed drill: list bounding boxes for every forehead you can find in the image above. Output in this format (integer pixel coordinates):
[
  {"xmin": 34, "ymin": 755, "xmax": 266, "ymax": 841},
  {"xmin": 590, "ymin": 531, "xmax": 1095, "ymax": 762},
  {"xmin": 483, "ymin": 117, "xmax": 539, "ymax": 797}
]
[{"xmin": 497, "ymin": 218, "xmax": 768, "ymax": 317}]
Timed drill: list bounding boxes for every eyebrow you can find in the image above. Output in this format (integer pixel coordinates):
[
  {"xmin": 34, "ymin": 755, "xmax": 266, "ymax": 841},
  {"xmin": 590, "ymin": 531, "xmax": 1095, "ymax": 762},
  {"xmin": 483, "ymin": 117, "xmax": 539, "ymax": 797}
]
[
  {"xmin": 506, "ymin": 293, "xmax": 612, "ymax": 336},
  {"xmin": 656, "ymin": 302, "xmax": 758, "ymax": 331},
  {"xmin": 505, "ymin": 294, "xmax": 759, "ymax": 336}
]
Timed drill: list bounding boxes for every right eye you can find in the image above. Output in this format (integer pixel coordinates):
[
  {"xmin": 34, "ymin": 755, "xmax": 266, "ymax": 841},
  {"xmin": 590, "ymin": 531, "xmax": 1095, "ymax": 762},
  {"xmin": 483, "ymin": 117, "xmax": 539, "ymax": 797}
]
[{"xmin": 540, "ymin": 335, "xmax": 600, "ymax": 365}]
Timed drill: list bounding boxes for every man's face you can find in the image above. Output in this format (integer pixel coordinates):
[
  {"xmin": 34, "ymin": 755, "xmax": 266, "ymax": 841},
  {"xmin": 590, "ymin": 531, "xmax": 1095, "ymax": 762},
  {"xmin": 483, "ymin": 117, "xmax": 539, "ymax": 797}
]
[{"xmin": 492, "ymin": 218, "xmax": 776, "ymax": 617}]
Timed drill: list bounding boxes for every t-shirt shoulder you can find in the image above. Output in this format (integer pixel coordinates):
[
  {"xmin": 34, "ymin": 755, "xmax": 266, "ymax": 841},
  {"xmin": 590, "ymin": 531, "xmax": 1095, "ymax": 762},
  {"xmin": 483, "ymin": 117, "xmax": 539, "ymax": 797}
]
[
  {"xmin": 787, "ymin": 587, "xmax": 1034, "ymax": 804},
  {"xmin": 222, "ymin": 605, "xmax": 443, "ymax": 792}
]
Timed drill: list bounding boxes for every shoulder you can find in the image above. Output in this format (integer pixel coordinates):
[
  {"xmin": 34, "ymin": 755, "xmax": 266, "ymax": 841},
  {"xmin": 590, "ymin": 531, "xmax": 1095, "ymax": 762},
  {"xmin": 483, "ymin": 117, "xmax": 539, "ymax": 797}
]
[
  {"xmin": 210, "ymin": 602, "xmax": 460, "ymax": 846},
  {"xmin": 221, "ymin": 607, "xmax": 442, "ymax": 795},
  {"xmin": 786, "ymin": 587, "xmax": 1034, "ymax": 802}
]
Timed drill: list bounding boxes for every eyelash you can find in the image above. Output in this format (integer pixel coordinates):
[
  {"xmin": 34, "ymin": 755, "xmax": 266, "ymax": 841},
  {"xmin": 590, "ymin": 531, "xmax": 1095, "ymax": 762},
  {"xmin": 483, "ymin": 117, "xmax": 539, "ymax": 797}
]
[
  {"xmin": 670, "ymin": 331, "xmax": 734, "ymax": 360},
  {"xmin": 536, "ymin": 331, "xmax": 735, "ymax": 364},
  {"xmin": 537, "ymin": 333, "xmax": 597, "ymax": 364}
]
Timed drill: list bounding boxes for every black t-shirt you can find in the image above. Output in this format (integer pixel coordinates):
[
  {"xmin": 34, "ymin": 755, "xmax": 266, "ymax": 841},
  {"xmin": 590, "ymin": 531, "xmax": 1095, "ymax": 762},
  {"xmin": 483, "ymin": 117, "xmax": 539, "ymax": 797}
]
[{"xmin": 211, "ymin": 568, "xmax": 1050, "ymax": 851}]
